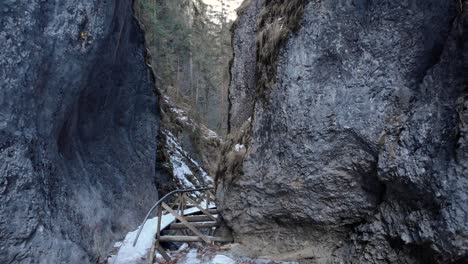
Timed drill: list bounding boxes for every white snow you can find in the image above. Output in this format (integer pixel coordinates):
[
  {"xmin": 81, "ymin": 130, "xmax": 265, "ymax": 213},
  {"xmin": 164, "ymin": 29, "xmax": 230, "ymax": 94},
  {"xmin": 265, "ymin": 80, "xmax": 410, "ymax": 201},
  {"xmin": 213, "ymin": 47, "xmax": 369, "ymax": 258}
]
[
  {"xmin": 164, "ymin": 130, "xmax": 213, "ymax": 188},
  {"xmin": 201, "ymin": 0, "xmax": 243, "ymax": 21},
  {"xmin": 204, "ymin": 128, "xmax": 221, "ymax": 140},
  {"xmin": 179, "ymin": 243, "xmax": 189, "ymax": 251},
  {"xmin": 178, "ymin": 116, "xmax": 189, "ymax": 122},
  {"xmin": 110, "ymin": 202, "xmax": 216, "ymax": 264},
  {"xmin": 211, "ymin": 255, "xmax": 236, "ymax": 264},
  {"xmin": 171, "ymin": 154, "xmax": 197, "ymax": 189},
  {"xmin": 234, "ymin": 144, "xmax": 244, "ymax": 152},
  {"xmin": 113, "ymin": 241, "xmax": 122, "ymax": 248},
  {"xmin": 181, "ymin": 248, "xmax": 201, "ymax": 264}
]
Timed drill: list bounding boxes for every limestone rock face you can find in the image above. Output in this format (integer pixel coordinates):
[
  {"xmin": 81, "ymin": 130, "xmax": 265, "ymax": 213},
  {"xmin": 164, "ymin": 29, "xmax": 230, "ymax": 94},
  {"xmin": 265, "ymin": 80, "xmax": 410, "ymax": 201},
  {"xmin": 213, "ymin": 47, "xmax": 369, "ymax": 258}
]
[
  {"xmin": 0, "ymin": 0, "xmax": 159, "ymax": 263},
  {"xmin": 217, "ymin": 0, "xmax": 468, "ymax": 263},
  {"xmin": 228, "ymin": 0, "xmax": 264, "ymax": 131}
]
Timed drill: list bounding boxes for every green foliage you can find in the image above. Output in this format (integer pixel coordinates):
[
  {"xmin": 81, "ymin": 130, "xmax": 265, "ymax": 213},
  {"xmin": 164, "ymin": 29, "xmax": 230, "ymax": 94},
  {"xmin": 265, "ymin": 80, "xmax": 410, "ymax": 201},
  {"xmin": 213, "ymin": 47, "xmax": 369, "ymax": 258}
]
[
  {"xmin": 136, "ymin": 0, "xmax": 234, "ymax": 134},
  {"xmin": 256, "ymin": 0, "xmax": 309, "ymax": 100}
]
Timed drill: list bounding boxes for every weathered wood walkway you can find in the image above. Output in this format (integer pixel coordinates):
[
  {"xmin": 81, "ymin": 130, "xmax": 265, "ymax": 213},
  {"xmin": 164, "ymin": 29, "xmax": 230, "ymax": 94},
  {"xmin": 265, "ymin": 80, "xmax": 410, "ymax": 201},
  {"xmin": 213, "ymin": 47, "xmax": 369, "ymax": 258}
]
[{"xmin": 133, "ymin": 187, "xmax": 232, "ymax": 263}]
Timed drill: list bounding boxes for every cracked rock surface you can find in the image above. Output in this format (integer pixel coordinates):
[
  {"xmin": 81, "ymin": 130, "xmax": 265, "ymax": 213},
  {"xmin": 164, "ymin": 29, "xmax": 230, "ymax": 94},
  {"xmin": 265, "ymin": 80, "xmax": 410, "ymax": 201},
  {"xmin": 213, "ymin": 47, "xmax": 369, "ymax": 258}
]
[
  {"xmin": 0, "ymin": 0, "xmax": 159, "ymax": 263},
  {"xmin": 218, "ymin": 0, "xmax": 468, "ymax": 263}
]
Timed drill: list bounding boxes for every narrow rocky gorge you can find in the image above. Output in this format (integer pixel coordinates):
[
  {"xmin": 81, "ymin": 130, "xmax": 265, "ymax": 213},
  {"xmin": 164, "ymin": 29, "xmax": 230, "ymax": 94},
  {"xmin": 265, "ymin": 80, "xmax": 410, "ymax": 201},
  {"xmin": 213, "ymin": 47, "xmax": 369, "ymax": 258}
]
[
  {"xmin": 1, "ymin": 0, "xmax": 467, "ymax": 263},
  {"xmin": 217, "ymin": 0, "xmax": 468, "ymax": 263}
]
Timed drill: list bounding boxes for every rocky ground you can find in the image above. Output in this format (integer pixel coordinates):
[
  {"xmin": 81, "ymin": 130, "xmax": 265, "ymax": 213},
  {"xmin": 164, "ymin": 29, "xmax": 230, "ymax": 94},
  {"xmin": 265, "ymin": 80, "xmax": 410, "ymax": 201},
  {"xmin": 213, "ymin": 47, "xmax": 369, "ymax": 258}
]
[{"xmin": 156, "ymin": 243, "xmax": 299, "ymax": 264}]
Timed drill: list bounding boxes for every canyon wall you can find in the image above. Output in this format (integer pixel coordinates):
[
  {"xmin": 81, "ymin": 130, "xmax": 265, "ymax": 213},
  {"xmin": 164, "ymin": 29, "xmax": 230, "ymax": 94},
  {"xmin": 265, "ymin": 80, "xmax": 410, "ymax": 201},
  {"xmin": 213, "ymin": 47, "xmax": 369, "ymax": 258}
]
[
  {"xmin": 218, "ymin": 0, "xmax": 468, "ymax": 263},
  {"xmin": 0, "ymin": 0, "xmax": 159, "ymax": 263}
]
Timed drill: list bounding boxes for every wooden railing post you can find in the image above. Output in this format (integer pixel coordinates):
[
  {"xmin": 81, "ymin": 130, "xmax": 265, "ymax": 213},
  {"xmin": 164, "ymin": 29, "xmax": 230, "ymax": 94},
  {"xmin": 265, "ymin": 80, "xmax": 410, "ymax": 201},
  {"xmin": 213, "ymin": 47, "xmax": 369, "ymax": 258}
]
[
  {"xmin": 183, "ymin": 194, "xmax": 217, "ymax": 221},
  {"xmin": 180, "ymin": 194, "xmax": 185, "ymax": 216},
  {"xmin": 133, "ymin": 186, "xmax": 215, "ymax": 246},
  {"xmin": 197, "ymin": 191, "xmax": 205, "ymax": 206},
  {"xmin": 206, "ymin": 190, "xmax": 210, "ymax": 210},
  {"xmin": 156, "ymin": 205, "xmax": 163, "ymax": 240},
  {"xmin": 148, "ymin": 206, "xmax": 164, "ymax": 264},
  {"xmin": 148, "ymin": 242, "xmax": 156, "ymax": 264},
  {"xmin": 162, "ymin": 202, "xmax": 211, "ymax": 243},
  {"xmin": 176, "ymin": 193, "xmax": 181, "ymax": 215}
]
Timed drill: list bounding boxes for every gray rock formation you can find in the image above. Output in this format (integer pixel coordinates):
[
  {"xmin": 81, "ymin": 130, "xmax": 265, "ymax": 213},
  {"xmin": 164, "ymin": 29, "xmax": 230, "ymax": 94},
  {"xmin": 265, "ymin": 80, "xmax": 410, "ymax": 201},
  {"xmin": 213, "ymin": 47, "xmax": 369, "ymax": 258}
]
[
  {"xmin": 217, "ymin": 0, "xmax": 468, "ymax": 263},
  {"xmin": 228, "ymin": 0, "xmax": 264, "ymax": 131},
  {"xmin": 0, "ymin": 0, "xmax": 159, "ymax": 263}
]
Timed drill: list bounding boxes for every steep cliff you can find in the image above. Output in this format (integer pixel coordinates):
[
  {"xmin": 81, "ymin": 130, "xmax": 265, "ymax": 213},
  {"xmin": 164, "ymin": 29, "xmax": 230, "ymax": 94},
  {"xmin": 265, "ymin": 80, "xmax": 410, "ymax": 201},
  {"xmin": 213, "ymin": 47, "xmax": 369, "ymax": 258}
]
[
  {"xmin": 218, "ymin": 0, "xmax": 468, "ymax": 263},
  {"xmin": 228, "ymin": 0, "xmax": 264, "ymax": 131},
  {"xmin": 0, "ymin": 0, "xmax": 159, "ymax": 263}
]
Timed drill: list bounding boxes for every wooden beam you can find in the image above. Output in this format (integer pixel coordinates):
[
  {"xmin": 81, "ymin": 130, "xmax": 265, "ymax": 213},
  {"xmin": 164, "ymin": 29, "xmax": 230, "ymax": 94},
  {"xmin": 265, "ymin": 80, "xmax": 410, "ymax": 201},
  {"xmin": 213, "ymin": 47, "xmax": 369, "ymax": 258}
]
[
  {"xmin": 206, "ymin": 191, "xmax": 210, "ymax": 210},
  {"xmin": 168, "ymin": 194, "xmax": 182, "ymax": 210},
  {"xmin": 185, "ymin": 215, "xmax": 217, "ymax": 222},
  {"xmin": 156, "ymin": 206, "xmax": 162, "ymax": 240},
  {"xmin": 195, "ymin": 191, "xmax": 205, "ymax": 205},
  {"xmin": 147, "ymin": 239, "xmax": 156, "ymax": 264},
  {"xmin": 207, "ymin": 208, "xmax": 219, "ymax": 214},
  {"xmin": 178, "ymin": 194, "xmax": 185, "ymax": 216},
  {"xmin": 155, "ymin": 241, "xmax": 171, "ymax": 262},
  {"xmin": 207, "ymin": 190, "xmax": 216, "ymax": 202},
  {"xmin": 183, "ymin": 194, "xmax": 217, "ymax": 222},
  {"xmin": 169, "ymin": 221, "xmax": 218, "ymax": 230},
  {"xmin": 161, "ymin": 203, "xmax": 211, "ymax": 243},
  {"xmin": 159, "ymin": 235, "xmax": 233, "ymax": 243}
]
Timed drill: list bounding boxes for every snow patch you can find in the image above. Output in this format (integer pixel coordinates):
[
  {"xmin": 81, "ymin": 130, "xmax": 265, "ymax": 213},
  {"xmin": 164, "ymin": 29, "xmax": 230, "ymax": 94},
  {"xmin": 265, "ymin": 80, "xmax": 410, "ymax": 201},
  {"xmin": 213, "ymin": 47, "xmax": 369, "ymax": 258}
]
[
  {"xmin": 171, "ymin": 153, "xmax": 197, "ymax": 189},
  {"xmin": 110, "ymin": 202, "xmax": 216, "ymax": 264},
  {"xmin": 234, "ymin": 144, "xmax": 244, "ymax": 152},
  {"xmin": 211, "ymin": 255, "xmax": 236, "ymax": 264},
  {"xmin": 164, "ymin": 130, "xmax": 213, "ymax": 188},
  {"xmin": 182, "ymin": 248, "xmax": 201, "ymax": 264},
  {"xmin": 179, "ymin": 243, "xmax": 189, "ymax": 251},
  {"xmin": 204, "ymin": 128, "xmax": 221, "ymax": 140}
]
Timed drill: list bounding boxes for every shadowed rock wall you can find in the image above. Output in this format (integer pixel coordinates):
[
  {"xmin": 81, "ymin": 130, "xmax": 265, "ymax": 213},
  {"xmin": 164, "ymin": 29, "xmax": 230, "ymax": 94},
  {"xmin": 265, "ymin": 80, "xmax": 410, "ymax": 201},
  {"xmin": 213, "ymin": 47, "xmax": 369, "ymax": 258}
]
[{"xmin": 0, "ymin": 0, "xmax": 159, "ymax": 263}]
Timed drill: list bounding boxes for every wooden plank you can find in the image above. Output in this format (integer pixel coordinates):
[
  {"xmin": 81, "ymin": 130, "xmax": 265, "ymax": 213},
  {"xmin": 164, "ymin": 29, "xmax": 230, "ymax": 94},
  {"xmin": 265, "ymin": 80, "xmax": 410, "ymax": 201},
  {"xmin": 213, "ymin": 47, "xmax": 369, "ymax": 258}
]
[
  {"xmin": 156, "ymin": 206, "xmax": 163, "ymax": 240},
  {"xmin": 207, "ymin": 190, "xmax": 216, "ymax": 202},
  {"xmin": 169, "ymin": 221, "xmax": 218, "ymax": 230},
  {"xmin": 178, "ymin": 194, "xmax": 185, "ymax": 216},
  {"xmin": 185, "ymin": 215, "xmax": 217, "ymax": 222},
  {"xmin": 155, "ymin": 241, "xmax": 171, "ymax": 262},
  {"xmin": 159, "ymin": 235, "xmax": 233, "ymax": 243},
  {"xmin": 147, "ymin": 239, "xmax": 156, "ymax": 264},
  {"xmin": 161, "ymin": 203, "xmax": 211, "ymax": 243},
  {"xmin": 206, "ymin": 191, "xmax": 210, "ymax": 210},
  {"xmin": 195, "ymin": 191, "xmax": 205, "ymax": 205},
  {"xmin": 169, "ymin": 194, "xmax": 181, "ymax": 210},
  {"xmin": 207, "ymin": 208, "xmax": 219, "ymax": 214},
  {"xmin": 183, "ymin": 194, "xmax": 217, "ymax": 222}
]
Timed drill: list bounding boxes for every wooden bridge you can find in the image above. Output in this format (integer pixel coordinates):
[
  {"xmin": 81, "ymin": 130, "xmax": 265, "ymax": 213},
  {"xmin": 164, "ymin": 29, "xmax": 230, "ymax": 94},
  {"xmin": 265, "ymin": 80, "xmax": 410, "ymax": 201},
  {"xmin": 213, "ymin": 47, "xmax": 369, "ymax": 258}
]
[{"xmin": 132, "ymin": 187, "xmax": 232, "ymax": 263}]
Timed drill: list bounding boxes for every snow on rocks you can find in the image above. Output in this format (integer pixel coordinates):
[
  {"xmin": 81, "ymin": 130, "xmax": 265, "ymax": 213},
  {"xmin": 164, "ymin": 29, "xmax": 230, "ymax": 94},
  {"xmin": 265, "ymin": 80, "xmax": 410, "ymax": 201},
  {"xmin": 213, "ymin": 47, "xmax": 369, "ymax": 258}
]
[
  {"xmin": 234, "ymin": 144, "xmax": 245, "ymax": 152},
  {"xmin": 164, "ymin": 129, "xmax": 213, "ymax": 190},
  {"xmin": 211, "ymin": 255, "xmax": 236, "ymax": 264},
  {"xmin": 162, "ymin": 95, "xmax": 222, "ymax": 143},
  {"xmin": 161, "ymin": 94, "xmax": 223, "ymax": 177},
  {"xmin": 178, "ymin": 248, "xmax": 201, "ymax": 264}
]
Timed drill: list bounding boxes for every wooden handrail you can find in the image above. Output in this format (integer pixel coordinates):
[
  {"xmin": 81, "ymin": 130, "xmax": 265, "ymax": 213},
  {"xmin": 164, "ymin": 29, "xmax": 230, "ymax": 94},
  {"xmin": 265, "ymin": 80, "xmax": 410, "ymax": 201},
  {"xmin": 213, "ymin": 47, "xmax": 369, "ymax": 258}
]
[{"xmin": 132, "ymin": 187, "xmax": 214, "ymax": 246}]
